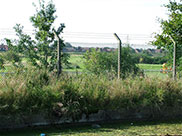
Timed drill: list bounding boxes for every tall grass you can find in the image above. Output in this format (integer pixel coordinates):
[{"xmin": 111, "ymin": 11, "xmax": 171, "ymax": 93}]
[{"xmin": 1, "ymin": 69, "xmax": 182, "ymax": 120}]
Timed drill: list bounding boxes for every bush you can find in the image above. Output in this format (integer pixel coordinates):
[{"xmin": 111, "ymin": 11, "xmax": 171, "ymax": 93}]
[
  {"xmin": 83, "ymin": 47, "xmax": 140, "ymax": 78},
  {"xmin": 1, "ymin": 70, "xmax": 182, "ymax": 120},
  {"xmin": 0, "ymin": 69, "xmax": 61, "ymax": 115},
  {"xmin": 132, "ymin": 53, "xmax": 168, "ymax": 64},
  {"xmin": 1, "ymin": 51, "xmax": 22, "ymax": 68}
]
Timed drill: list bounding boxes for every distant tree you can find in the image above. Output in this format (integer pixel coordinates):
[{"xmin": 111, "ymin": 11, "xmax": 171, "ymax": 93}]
[
  {"xmin": 5, "ymin": 0, "xmax": 69, "ymax": 71},
  {"xmin": 77, "ymin": 46, "xmax": 82, "ymax": 52},
  {"xmin": 131, "ymin": 50, "xmax": 168, "ymax": 64},
  {"xmin": 152, "ymin": 0, "xmax": 182, "ymax": 70},
  {"xmin": 65, "ymin": 42, "xmax": 72, "ymax": 48}
]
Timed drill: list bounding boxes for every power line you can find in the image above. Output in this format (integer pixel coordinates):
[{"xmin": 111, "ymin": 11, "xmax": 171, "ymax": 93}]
[
  {"xmin": 0, "ymin": 28, "xmax": 153, "ymax": 37},
  {"xmin": 0, "ymin": 30, "xmax": 154, "ymax": 46}
]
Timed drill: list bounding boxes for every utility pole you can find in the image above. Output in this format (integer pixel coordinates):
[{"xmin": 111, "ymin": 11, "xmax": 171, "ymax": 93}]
[
  {"xmin": 169, "ymin": 35, "xmax": 176, "ymax": 80},
  {"xmin": 114, "ymin": 33, "xmax": 122, "ymax": 79},
  {"xmin": 53, "ymin": 29, "xmax": 62, "ymax": 77}
]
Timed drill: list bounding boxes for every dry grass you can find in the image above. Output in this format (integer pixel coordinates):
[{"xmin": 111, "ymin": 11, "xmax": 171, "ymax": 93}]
[{"xmin": 1, "ymin": 70, "xmax": 182, "ymax": 118}]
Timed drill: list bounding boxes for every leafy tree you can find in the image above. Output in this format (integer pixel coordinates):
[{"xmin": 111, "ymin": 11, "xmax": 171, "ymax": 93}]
[
  {"xmin": 152, "ymin": 0, "xmax": 182, "ymax": 70},
  {"xmin": 84, "ymin": 47, "xmax": 140, "ymax": 78},
  {"xmin": 5, "ymin": 0, "xmax": 69, "ymax": 71}
]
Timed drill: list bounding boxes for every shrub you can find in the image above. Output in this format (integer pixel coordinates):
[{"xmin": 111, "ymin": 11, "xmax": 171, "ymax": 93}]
[
  {"xmin": 132, "ymin": 53, "xmax": 168, "ymax": 64},
  {"xmin": 83, "ymin": 47, "xmax": 140, "ymax": 78},
  {"xmin": 1, "ymin": 70, "xmax": 182, "ymax": 120}
]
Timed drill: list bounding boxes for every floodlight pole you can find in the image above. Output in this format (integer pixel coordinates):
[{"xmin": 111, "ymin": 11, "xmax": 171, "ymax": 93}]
[
  {"xmin": 114, "ymin": 33, "xmax": 122, "ymax": 79},
  {"xmin": 53, "ymin": 29, "xmax": 62, "ymax": 77},
  {"xmin": 169, "ymin": 35, "xmax": 176, "ymax": 80}
]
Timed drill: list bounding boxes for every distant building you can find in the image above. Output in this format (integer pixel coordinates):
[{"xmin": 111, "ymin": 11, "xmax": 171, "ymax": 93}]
[{"xmin": 0, "ymin": 44, "xmax": 8, "ymax": 51}]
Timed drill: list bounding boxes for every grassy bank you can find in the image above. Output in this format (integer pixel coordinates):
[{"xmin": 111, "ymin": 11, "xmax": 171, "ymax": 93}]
[
  {"xmin": 0, "ymin": 69, "xmax": 182, "ymax": 118},
  {"xmin": 2, "ymin": 120, "xmax": 182, "ymax": 136}
]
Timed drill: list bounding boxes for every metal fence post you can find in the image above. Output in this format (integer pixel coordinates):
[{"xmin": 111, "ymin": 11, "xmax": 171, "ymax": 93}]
[
  {"xmin": 53, "ymin": 29, "xmax": 61, "ymax": 77},
  {"xmin": 169, "ymin": 35, "xmax": 176, "ymax": 80},
  {"xmin": 114, "ymin": 33, "xmax": 122, "ymax": 79}
]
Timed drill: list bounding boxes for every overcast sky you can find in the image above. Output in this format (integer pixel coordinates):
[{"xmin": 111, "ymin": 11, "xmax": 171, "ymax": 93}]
[{"xmin": 0, "ymin": 0, "xmax": 173, "ymax": 45}]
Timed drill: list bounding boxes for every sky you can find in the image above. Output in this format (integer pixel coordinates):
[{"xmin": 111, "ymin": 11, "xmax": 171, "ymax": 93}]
[{"xmin": 0, "ymin": 0, "xmax": 173, "ymax": 46}]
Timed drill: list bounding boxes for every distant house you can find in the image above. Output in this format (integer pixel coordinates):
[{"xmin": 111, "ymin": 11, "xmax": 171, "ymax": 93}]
[{"xmin": 0, "ymin": 44, "xmax": 8, "ymax": 51}]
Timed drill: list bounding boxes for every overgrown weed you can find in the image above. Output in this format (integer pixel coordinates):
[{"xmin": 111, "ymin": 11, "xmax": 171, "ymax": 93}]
[{"xmin": 1, "ymin": 70, "xmax": 182, "ymax": 119}]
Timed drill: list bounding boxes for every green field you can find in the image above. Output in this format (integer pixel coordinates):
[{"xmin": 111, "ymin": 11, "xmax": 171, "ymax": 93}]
[
  {"xmin": 138, "ymin": 63, "xmax": 162, "ymax": 70},
  {"xmin": 66, "ymin": 55, "xmax": 164, "ymax": 71},
  {"xmin": 137, "ymin": 63, "xmax": 169, "ymax": 78},
  {"xmin": 67, "ymin": 55, "xmax": 164, "ymax": 71},
  {"xmin": 0, "ymin": 54, "xmax": 163, "ymax": 72},
  {"xmin": 0, "ymin": 54, "xmax": 169, "ymax": 78},
  {"xmin": 66, "ymin": 55, "xmax": 168, "ymax": 77},
  {"xmin": 64, "ymin": 54, "xmax": 85, "ymax": 72},
  {"xmin": 2, "ymin": 120, "xmax": 182, "ymax": 136}
]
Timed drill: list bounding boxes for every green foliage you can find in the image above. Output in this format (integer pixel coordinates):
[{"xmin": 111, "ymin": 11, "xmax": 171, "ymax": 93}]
[
  {"xmin": 152, "ymin": 0, "xmax": 182, "ymax": 70},
  {"xmin": 2, "ymin": 51, "xmax": 22, "ymax": 68},
  {"xmin": 0, "ymin": 69, "xmax": 60, "ymax": 114},
  {"xmin": 83, "ymin": 49, "xmax": 116, "ymax": 75},
  {"xmin": 5, "ymin": 0, "xmax": 69, "ymax": 71},
  {"xmin": 2, "ymin": 69, "xmax": 182, "ymax": 119},
  {"xmin": 132, "ymin": 53, "xmax": 168, "ymax": 64},
  {"xmin": 83, "ymin": 47, "xmax": 140, "ymax": 78}
]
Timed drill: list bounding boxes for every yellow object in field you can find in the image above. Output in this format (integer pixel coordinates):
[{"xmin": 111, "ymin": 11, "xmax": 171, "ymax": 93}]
[{"xmin": 162, "ymin": 63, "xmax": 168, "ymax": 73}]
